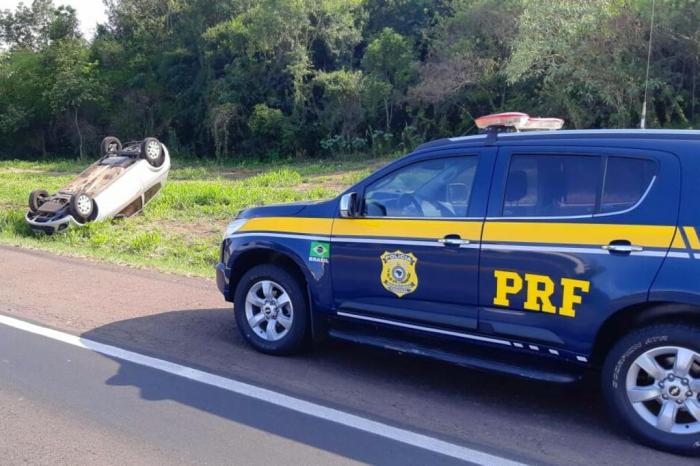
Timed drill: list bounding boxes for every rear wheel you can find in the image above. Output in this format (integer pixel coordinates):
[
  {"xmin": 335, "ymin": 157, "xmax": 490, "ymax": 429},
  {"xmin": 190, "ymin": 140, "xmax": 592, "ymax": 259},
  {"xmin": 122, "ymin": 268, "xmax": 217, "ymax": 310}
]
[
  {"xmin": 234, "ymin": 264, "xmax": 308, "ymax": 355},
  {"xmin": 602, "ymin": 324, "xmax": 700, "ymax": 456},
  {"xmin": 100, "ymin": 136, "xmax": 122, "ymax": 157},
  {"xmin": 28, "ymin": 189, "xmax": 49, "ymax": 212},
  {"xmin": 141, "ymin": 137, "xmax": 165, "ymax": 167},
  {"xmin": 69, "ymin": 192, "xmax": 94, "ymax": 222}
]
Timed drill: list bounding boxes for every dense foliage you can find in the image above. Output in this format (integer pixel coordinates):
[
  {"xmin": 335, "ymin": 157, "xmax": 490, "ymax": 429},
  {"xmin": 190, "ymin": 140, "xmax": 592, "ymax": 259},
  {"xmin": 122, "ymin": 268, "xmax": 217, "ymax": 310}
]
[{"xmin": 1, "ymin": 0, "xmax": 698, "ymax": 160}]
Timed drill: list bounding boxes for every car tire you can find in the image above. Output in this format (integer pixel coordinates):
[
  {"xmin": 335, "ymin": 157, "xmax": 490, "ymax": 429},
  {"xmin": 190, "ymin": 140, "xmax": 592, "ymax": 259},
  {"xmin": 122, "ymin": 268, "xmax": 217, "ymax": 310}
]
[
  {"xmin": 100, "ymin": 136, "xmax": 122, "ymax": 157},
  {"xmin": 69, "ymin": 192, "xmax": 94, "ymax": 222},
  {"xmin": 28, "ymin": 189, "xmax": 49, "ymax": 212},
  {"xmin": 234, "ymin": 264, "xmax": 308, "ymax": 355},
  {"xmin": 602, "ymin": 323, "xmax": 700, "ymax": 456},
  {"xmin": 141, "ymin": 137, "xmax": 165, "ymax": 167}
]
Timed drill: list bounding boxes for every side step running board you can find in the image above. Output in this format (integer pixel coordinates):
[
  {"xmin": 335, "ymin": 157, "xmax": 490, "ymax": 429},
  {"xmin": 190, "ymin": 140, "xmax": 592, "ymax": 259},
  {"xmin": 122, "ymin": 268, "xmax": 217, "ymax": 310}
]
[{"xmin": 328, "ymin": 327, "xmax": 582, "ymax": 384}]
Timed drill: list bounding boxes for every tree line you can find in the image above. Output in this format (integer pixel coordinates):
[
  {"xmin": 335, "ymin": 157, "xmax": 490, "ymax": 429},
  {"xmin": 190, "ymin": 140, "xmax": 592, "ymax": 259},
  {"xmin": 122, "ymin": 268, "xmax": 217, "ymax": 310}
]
[{"xmin": 0, "ymin": 0, "xmax": 698, "ymax": 160}]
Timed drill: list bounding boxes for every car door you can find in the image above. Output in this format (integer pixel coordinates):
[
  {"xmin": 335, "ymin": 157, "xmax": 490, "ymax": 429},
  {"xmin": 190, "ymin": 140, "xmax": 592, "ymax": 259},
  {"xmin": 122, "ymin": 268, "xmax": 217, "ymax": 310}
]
[
  {"xmin": 330, "ymin": 149, "xmax": 495, "ymax": 332},
  {"xmin": 478, "ymin": 146, "xmax": 681, "ymax": 358}
]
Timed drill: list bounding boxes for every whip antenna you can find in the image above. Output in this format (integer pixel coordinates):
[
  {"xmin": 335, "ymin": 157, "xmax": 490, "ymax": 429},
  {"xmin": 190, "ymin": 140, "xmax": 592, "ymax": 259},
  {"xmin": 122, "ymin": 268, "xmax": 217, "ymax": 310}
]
[{"xmin": 640, "ymin": 0, "xmax": 656, "ymax": 129}]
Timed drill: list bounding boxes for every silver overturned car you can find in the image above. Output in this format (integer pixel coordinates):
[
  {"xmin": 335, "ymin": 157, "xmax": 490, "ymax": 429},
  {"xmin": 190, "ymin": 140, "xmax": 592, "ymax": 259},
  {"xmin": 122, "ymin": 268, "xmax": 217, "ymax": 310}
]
[{"xmin": 26, "ymin": 137, "xmax": 170, "ymax": 234}]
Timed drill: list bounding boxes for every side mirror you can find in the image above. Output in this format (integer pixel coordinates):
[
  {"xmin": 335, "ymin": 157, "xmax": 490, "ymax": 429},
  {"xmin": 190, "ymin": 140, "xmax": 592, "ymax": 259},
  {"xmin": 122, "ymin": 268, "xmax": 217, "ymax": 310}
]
[{"xmin": 339, "ymin": 192, "xmax": 358, "ymax": 218}]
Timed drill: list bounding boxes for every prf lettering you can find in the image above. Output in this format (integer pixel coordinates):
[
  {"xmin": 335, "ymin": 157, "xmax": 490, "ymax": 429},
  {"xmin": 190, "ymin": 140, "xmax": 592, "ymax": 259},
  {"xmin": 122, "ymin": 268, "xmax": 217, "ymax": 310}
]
[{"xmin": 493, "ymin": 270, "xmax": 590, "ymax": 318}]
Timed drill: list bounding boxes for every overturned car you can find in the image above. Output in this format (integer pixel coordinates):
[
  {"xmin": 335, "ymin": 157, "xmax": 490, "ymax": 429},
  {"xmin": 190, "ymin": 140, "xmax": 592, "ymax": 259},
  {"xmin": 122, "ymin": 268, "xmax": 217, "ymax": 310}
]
[{"xmin": 26, "ymin": 137, "xmax": 170, "ymax": 234}]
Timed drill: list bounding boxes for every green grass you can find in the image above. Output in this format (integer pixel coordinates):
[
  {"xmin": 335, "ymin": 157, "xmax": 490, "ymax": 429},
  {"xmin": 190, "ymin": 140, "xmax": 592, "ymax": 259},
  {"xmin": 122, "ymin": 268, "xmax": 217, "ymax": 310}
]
[{"xmin": 0, "ymin": 156, "xmax": 394, "ymax": 277}]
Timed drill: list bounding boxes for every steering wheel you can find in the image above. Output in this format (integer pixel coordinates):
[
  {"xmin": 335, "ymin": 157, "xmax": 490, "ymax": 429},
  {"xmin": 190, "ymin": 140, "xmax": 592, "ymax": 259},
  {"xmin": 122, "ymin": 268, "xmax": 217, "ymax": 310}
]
[{"xmin": 396, "ymin": 193, "xmax": 423, "ymax": 216}]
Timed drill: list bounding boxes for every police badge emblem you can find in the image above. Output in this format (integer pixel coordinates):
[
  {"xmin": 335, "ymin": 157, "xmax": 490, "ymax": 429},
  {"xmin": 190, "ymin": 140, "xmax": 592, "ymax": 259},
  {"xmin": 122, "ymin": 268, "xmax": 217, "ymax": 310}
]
[{"xmin": 380, "ymin": 250, "xmax": 418, "ymax": 297}]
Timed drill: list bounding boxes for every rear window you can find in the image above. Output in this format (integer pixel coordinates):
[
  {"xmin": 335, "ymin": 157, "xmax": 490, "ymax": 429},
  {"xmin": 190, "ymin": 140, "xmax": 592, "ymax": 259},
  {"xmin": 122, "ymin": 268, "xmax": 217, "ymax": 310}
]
[
  {"xmin": 503, "ymin": 155, "xmax": 601, "ymax": 217},
  {"xmin": 503, "ymin": 154, "xmax": 656, "ymax": 217},
  {"xmin": 600, "ymin": 157, "xmax": 656, "ymax": 213}
]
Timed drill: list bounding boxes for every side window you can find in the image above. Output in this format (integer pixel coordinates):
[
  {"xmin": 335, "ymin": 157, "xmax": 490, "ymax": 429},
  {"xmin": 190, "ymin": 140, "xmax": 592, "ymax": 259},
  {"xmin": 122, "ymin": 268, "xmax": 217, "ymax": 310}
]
[
  {"xmin": 600, "ymin": 157, "xmax": 656, "ymax": 213},
  {"xmin": 502, "ymin": 154, "xmax": 657, "ymax": 217},
  {"xmin": 363, "ymin": 156, "xmax": 478, "ymax": 218},
  {"xmin": 503, "ymin": 155, "xmax": 600, "ymax": 217}
]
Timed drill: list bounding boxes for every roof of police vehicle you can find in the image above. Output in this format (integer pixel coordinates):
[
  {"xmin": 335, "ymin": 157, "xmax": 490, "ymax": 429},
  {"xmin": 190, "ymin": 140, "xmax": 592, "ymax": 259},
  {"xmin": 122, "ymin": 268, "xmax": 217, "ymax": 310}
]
[{"xmin": 416, "ymin": 129, "xmax": 700, "ymax": 151}]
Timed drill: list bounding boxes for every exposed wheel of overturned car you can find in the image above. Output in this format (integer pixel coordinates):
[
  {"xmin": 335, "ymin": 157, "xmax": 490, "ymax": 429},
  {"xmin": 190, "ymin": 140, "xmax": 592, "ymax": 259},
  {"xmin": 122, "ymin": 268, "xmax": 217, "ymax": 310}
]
[
  {"xmin": 141, "ymin": 137, "xmax": 165, "ymax": 167},
  {"xmin": 100, "ymin": 136, "xmax": 122, "ymax": 158},
  {"xmin": 28, "ymin": 189, "xmax": 49, "ymax": 213},
  {"xmin": 69, "ymin": 192, "xmax": 94, "ymax": 222}
]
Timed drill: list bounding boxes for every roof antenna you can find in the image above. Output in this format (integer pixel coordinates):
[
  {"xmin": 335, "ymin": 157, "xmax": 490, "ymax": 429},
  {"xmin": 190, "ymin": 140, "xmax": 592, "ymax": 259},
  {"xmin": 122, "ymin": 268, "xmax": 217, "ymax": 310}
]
[{"xmin": 640, "ymin": 0, "xmax": 656, "ymax": 129}]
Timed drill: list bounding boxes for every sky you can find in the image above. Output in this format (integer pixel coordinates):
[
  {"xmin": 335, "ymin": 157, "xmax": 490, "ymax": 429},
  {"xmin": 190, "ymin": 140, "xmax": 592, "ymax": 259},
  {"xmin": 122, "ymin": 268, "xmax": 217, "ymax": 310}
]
[{"xmin": 3, "ymin": 0, "xmax": 108, "ymax": 38}]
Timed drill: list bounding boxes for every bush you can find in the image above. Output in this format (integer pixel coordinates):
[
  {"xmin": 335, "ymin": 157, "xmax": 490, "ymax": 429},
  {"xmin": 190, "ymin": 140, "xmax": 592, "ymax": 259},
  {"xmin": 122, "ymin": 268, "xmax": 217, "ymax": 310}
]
[
  {"xmin": 248, "ymin": 104, "xmax": 295, "ymax": 159},
  {"xmin": 320, "ymin": 135, "xmax": 368, "ymax": 155}
]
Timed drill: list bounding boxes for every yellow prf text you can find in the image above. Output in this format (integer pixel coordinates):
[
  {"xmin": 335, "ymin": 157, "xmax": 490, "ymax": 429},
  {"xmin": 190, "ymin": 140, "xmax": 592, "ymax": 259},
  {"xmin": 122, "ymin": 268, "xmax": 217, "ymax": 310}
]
[{"xmin": 492, "ymin": 270, "xmax": 590, "ymax": 318}]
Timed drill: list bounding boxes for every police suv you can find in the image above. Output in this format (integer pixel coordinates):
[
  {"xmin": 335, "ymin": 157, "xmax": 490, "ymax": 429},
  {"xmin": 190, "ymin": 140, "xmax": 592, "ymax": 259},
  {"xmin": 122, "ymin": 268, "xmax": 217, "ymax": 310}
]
[{"xmin": 217, "ymin": 112, "xmax": 700, "ymax": 455}]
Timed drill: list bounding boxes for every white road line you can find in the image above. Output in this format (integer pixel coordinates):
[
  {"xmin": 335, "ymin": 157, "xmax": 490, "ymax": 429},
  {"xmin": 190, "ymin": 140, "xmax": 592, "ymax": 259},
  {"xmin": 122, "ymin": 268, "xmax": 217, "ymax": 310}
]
[{"xmin": 0, "ymin": 314, "xmax": 527, "ymax": 466}]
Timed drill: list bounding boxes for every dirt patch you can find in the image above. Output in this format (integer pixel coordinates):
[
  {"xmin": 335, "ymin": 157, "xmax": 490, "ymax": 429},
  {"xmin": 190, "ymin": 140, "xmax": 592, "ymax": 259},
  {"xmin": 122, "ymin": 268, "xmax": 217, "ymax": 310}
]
[
  {"xmin": 296, "ymin": 162, "xmax": 385, "ymax": 192},
  {"xmin": 156, "ymin": 218, "xmax": 229, "ymax": 238},
  {"xmin": 0, "ymin": 168, "xmax": 74, "ymax": 177},
  {"xmin": 296, "ymin": 173, "xmax": 353, "ymax": 193},
  {"xmin": 219, "ymin": 168, "xmax": 260, "ymax": 181}
]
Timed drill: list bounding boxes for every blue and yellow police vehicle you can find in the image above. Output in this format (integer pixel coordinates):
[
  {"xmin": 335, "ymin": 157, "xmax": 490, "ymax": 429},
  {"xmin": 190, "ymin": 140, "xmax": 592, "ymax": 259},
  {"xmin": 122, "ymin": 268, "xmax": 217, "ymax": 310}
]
[{"xmin": 216, "ymin": 112, "xmax": 700, "ymax": 455}]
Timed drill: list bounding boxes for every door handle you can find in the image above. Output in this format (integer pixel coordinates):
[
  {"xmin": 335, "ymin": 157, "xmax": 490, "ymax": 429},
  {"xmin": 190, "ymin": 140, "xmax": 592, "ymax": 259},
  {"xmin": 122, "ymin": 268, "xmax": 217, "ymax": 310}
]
[
  {"xmin": 602, "ymin": 243, "xmax": 643, "ymax": 253},
  {"xmin": 438, "ymin": 236, "xmax": 471, "ymax": 246}
]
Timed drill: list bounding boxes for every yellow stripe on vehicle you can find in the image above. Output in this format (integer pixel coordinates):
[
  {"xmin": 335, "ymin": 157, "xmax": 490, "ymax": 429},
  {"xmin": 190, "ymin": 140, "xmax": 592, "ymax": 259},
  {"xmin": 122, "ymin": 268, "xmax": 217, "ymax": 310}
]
[
  {"xmin": 240, "ymin": 217, "xmax": 333, "ymax": 235},
  {"xmin": 483, "ymin": 222, "xmax": 678, "ymax": 249},
  {"xmin": 332, "ymin": 218, "xmax": 483, "ymax": 240},
  {"xmin": 240, "ymin": 216, "xmax": 685, "ymax": 252},
  {"xmin": 672, "ymin": 228, "xmax": 688, "ymax": 249},
  {"xmin": 683, "ymin": 226, "xmax": 700, "ymax": 250}
]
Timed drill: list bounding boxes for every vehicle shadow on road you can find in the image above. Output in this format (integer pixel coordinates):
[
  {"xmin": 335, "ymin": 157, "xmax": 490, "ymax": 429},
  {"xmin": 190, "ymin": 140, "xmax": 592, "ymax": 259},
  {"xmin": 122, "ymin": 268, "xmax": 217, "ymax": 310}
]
[{"xmin": 80, "ymin": 307, "xmax": 654, "ymax": 465}]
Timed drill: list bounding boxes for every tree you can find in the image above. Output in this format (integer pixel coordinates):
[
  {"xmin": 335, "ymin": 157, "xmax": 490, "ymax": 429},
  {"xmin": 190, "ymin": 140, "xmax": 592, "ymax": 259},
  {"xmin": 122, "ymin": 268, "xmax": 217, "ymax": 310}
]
[
  {"xmin": 1, "ymin": 0, "xmax": 700, "ymax": 160},
  {"xmin": 362, "ymin": 28, "xmax": 417, "ymax": 131},
  {"xmin": 313, "ymin": 69, "xmax": 364, "ymax": 137},
  {"xmin": 0, "ymin": 0, "xmax": 53, "ymax": 50},
  {"xmin": 44, "ymin": 38, "xmax": 104, "ymax": 158},
  {"xmin": 0, "ymin": 49, "xmax": 51, "ymax": 154}
]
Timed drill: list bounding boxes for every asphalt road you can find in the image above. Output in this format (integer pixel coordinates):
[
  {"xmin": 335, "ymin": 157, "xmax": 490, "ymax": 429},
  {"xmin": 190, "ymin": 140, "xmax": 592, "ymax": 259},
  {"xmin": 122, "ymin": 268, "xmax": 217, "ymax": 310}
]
[{"xmin": 0, "ymin": 245, "xmax": 696, "ymax": 465}]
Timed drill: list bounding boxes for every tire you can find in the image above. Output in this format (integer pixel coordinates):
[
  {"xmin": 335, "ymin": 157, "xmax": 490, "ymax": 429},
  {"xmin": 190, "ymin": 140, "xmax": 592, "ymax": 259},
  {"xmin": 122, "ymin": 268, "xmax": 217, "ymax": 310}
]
[
  {"xmin": 28, "ymin": 189, "xmax": 49, "ymax": 212},
  {"xmin": 100, "ymin": 136, "xmax": 122, "ymax": 157},
  {"xmin": 141, "ymin": 137, "xmax": 165, "ymax": 167},
  {"xmin": 69, "ymin": 192, "xmax": 94, "ymax": 222},
  {"xmin": 602, "ymin": 323, "xmax": 700, "ymax": 456},
  {"xmin": 234, "ymin": 264, "xmax": 308, "ymax": 355}
]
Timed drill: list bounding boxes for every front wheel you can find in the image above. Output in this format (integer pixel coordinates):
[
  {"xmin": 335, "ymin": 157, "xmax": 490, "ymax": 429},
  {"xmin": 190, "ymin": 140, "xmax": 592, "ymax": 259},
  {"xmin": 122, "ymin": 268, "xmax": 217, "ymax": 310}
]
[
  {"xmin": 602, "ymin": 324, "xmax": 700, "ymax": 456},
  {"xmin": 234, "ymin": 265, "xmax": 308, "ymax": 355},
  {"xmin": 69, "ymin": 192, "xmax": 94, "ymax": 222}
]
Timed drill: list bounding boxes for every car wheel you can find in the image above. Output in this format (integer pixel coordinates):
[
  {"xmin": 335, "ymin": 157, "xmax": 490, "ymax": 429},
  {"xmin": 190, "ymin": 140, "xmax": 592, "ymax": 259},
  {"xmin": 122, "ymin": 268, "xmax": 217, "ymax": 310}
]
[
  {"xmin": 69, "ymin": 192, "xmax": 94, "ymax": 222},
  {"xmin": 28, "ymin": 189, "xmax": 49, "ymax": 212},
  {"xmin": 234, "ymin": 264, "xmax": 308, "ymax": 355},
  {"xmin": 141, "ymin": 137, "xmax": 165, "ymax": 167},
  {"xmin": 602, "ymin": 323, "xmax": 700, "ymax": 456},
  {"xmin": 100, "ymin": 136, "xmax": 122, "ymax": 157}
]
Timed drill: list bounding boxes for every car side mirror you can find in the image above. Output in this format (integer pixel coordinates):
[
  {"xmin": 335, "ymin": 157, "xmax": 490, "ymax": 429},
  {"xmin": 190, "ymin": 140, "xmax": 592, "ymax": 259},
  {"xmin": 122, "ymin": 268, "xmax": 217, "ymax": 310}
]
[{"xmin": 339, "ymin": 192, "xmax": 358, "ymax": 218}]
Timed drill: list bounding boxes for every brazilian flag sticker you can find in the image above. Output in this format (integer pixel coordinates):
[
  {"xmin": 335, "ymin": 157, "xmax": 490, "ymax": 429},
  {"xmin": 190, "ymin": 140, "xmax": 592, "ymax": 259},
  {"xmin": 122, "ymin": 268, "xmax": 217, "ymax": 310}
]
[{"xmin": 309, "ymin": 241, "xmax": 330, "ymax": 263}]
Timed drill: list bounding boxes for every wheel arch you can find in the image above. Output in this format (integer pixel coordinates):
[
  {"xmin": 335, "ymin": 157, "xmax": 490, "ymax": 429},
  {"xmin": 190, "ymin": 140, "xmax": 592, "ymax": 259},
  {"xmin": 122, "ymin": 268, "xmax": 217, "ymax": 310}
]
[
  {"xmin": 228, "ymin": 246, "xmax": 323, "ymax": 343},
  {"xmin": 592, "ymin": 302, "xmax": 700, "ymax": 365},
  {"xmin": 228, "ymin": 247, "xmax": 310, "ymax": 302}
]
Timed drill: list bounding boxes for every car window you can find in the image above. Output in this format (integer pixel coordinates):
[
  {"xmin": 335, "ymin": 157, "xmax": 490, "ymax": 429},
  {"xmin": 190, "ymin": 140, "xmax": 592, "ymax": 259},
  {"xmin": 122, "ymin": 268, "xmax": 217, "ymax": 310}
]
[
  {"xmin": 503, "ymin": 155, "xmax": 601, "ymax": 217},
  {"xmin": 363, "ymin": 156, "xmax": 478, "ymax": 218},
  {"xmin": 600, "ymin": 157, "xmax": 656, "ymax": 213}
]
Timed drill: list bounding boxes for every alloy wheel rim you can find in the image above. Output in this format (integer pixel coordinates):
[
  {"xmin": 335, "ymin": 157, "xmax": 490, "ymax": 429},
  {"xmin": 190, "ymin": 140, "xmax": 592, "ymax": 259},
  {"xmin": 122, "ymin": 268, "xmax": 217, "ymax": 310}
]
[
  {"xmin": 244, "ymin": 280, "xmax": 293, "ymax": 342},
  {"xmin": 146, "ymin": 141, "xmax": 160, "ymax": 160},
  {"xmin": 626, "ymin": 345, "xmax": 700, "ymax": 434},
  {"xmin": 76, "ymin": 195, "xmax": 92, "ymax": 216}
]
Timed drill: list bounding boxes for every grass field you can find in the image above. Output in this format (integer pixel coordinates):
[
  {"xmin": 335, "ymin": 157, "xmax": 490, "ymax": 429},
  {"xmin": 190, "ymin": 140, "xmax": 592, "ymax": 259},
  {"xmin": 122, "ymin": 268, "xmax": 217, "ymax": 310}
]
[{"xmin": 0, "ymin": 156, "xmax": 393, "ymax": 277}]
